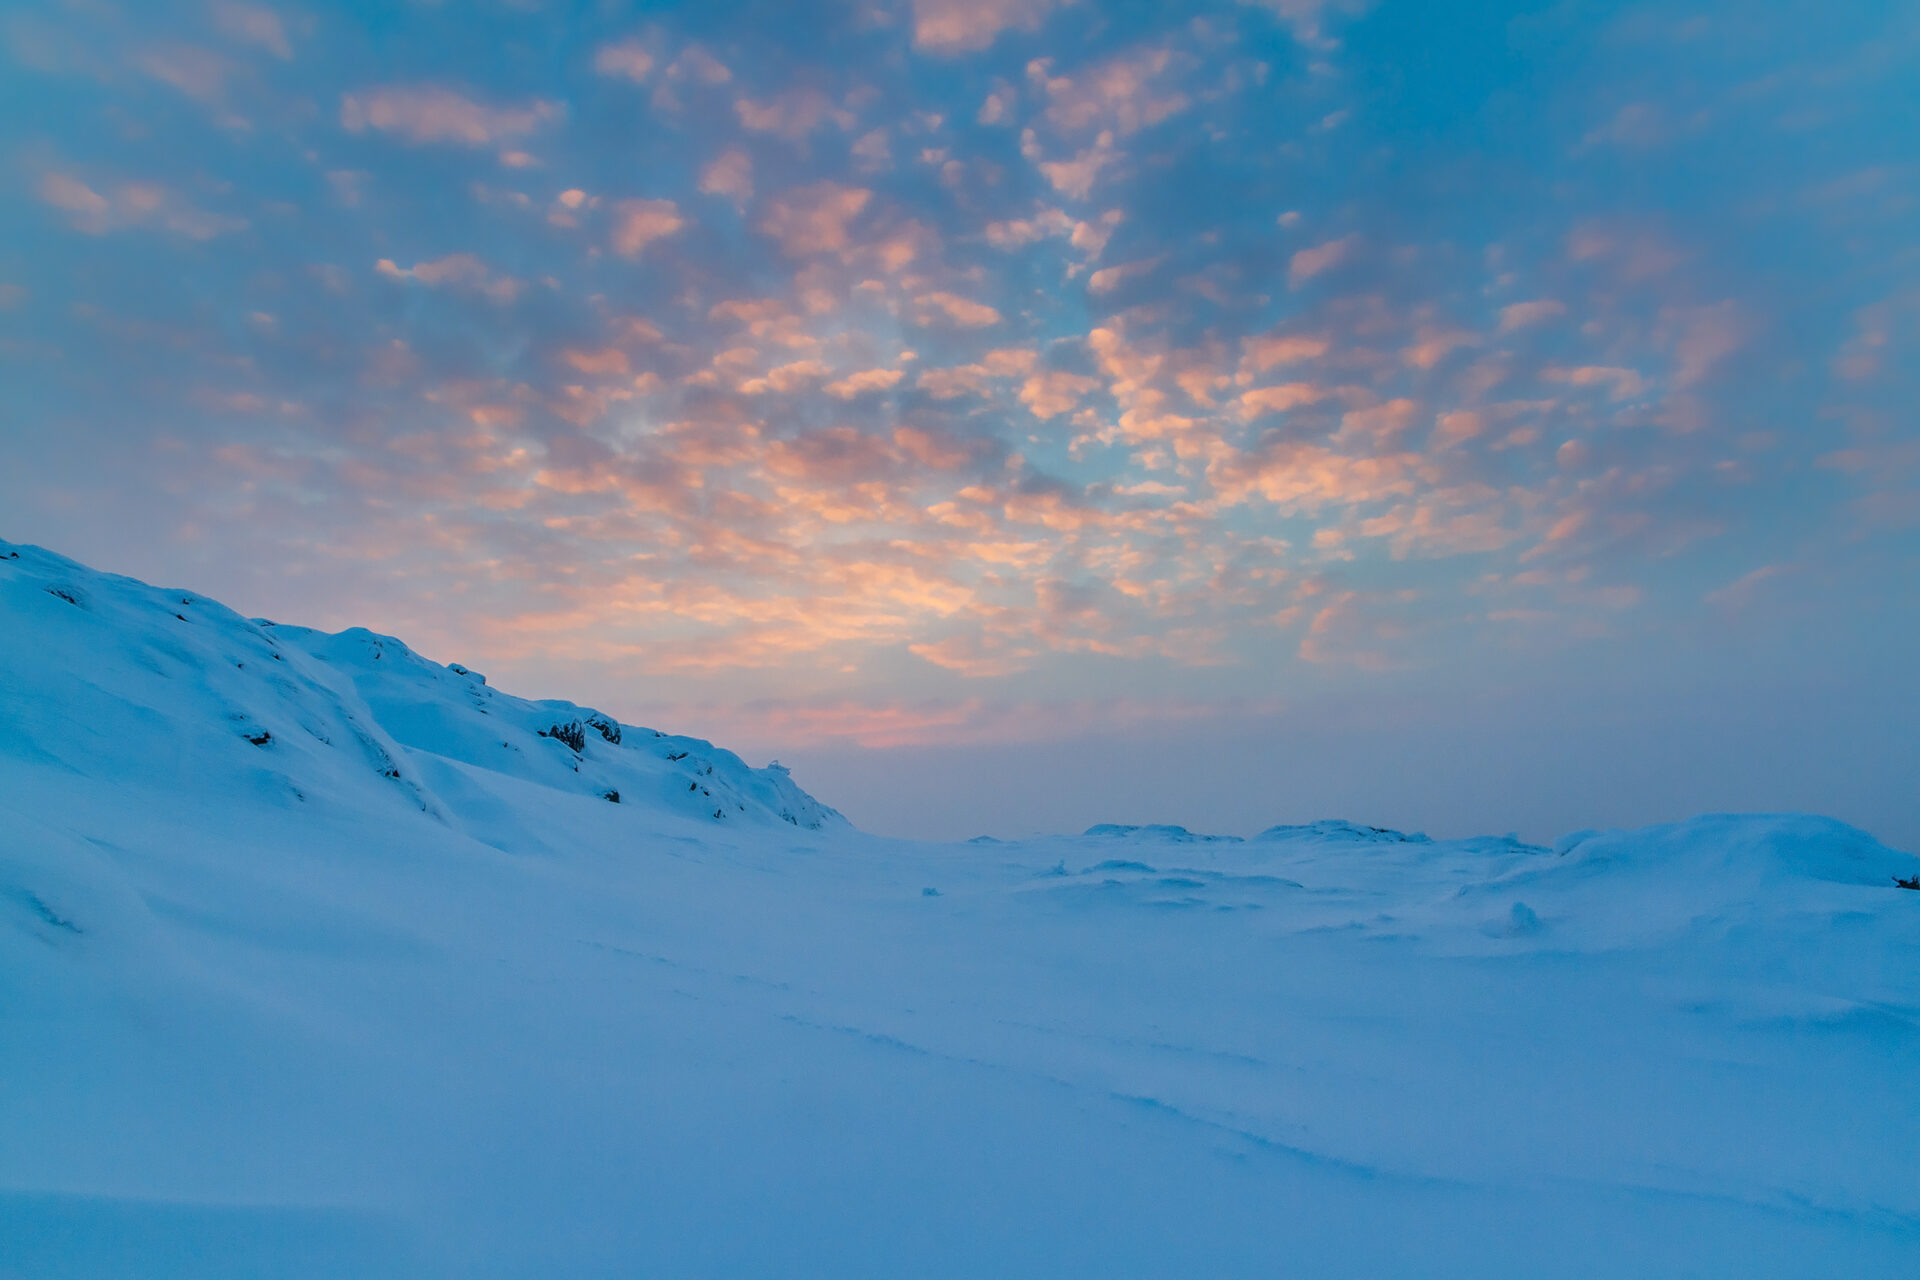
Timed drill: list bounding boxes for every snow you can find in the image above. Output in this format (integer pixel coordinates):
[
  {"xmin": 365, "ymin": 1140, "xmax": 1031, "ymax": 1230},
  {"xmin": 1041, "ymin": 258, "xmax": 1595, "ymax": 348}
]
[{"xmin": 3, "ymin": 536, "xmax": 1918, "ymax": 1277}]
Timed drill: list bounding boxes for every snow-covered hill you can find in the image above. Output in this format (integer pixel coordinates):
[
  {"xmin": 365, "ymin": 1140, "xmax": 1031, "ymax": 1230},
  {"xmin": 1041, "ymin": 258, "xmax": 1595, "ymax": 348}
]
[
  {"xmin": 0, "ymin": 540, "xmax": 840, "ymax": 844},
  {"xmin": 3, "ymin": 537, "xmax": 1918, "ymax": 1278}
]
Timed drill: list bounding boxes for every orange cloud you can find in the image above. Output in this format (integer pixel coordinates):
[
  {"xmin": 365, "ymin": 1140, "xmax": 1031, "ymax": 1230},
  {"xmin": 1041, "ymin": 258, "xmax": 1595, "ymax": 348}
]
[
  {"xmin": 917, "ymin": 291, "xmax": 1003, "ymax": 328},
  {"xmin": 1020, "ymin": 370, "xmax": 1101, "ymax": 418},
  {"xmin": 1237, "ymin": 382, "xmax": 1331, "ymax": 418},
  {"xmin": 826, "ymin": 368, "xmax": 906, "ymax": 398},
  {"xmin": 1211, "ymin": 441, "xmax": 1423, "ymax": 512}
]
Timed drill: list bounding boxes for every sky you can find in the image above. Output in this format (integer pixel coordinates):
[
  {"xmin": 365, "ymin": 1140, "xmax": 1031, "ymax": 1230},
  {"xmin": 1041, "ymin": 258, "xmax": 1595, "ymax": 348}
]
[{"xmin": 2, "ymin": 0, "xmax": 1916, "ymax": 845}]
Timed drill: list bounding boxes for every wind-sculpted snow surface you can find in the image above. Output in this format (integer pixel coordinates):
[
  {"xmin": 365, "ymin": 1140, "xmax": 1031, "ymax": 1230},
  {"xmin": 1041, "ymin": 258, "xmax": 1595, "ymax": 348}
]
[{"xmin": 2, "ymin": 539, "xmax": 1918, "ymax": 1278}]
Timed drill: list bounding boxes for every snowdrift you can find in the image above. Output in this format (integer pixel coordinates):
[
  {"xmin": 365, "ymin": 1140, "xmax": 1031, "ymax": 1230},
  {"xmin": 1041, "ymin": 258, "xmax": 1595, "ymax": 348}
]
[{"xmin": 3, "ymin": 537, "xmax": 1917, "ymax": 1279}]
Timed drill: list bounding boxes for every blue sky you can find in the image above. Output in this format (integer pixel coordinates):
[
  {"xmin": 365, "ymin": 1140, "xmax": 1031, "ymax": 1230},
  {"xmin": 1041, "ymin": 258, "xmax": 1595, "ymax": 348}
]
[{"xmin": 3, "ymin": 0, "xmax": 1916, "ymax": 842}]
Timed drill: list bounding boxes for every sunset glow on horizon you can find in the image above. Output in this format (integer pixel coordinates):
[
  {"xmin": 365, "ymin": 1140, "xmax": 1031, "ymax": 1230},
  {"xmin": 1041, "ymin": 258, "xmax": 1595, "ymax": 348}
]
[{"xmin": 3, "ymin": 0, "xmax": 1915, "ymax": 841}]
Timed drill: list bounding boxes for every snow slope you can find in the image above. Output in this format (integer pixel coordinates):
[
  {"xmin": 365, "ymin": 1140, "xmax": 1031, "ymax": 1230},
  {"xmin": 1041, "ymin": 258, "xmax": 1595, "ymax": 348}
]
[{"xmin": 3, "ymin": 537, "xmax": 1918, "ymax": 1278}]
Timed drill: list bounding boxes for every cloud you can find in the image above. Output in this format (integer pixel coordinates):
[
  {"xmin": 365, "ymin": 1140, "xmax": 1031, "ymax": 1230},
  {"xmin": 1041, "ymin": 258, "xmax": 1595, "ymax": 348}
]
[
  {"xmin": 1402, "ymin": 325, "xmax": 1479, "ymax": 370},
  {"xmin": 1663, "ymin": 301, "xmax": 1745, "ymax": 388},
  {"xmin": 736, "ymin": 89, "xmax": 852, "ymax": 140},
  {"xmin": 561, "ymin": 348, "xmax": 630, "ymax": 376},
  {"xmin": 851, "ymin": 128, "xmax": 893, "ymax": 172},
  {"xmin": 1497, "ymin": 300, "xmax": 1566, "ymax": 334},
  {"xmin": 1032, "ymin": 130, "xmax": 1117, "ymax": 199},
  {"xmin": 917, "ymin": 292, "xmax": 1003, "ymax": 327},
  {"xmin": 1288, "ymin": 234, "xmax": 1357, "ymax": 287},
  {"xmin": 135, "ymin": 44, "xmax": 230, "ymax": 104},
  {"xmin": 1298, "ymin": 589, "xmax": 1418, "ymax": 671},
  {"xmin": 340, "ymin": 86, "xmax": 562, "ymax": 147},
  {"xmin": 759, "ymin": 182, "xmax": 872, "ymax": 256},
  {"xmin": 610, "ymin": 198, "xmax": 686, "ymax": 257},
  {"xmin": 1240, "ymin": 332, "xmax": 1329, "ymax": 376},
  {"xmin": 984, "ymin": 207, "xmax": 1073, "ymax": 249},
  {"xmin": 375, "ymin": 254, "xmax": 521, "ymax": 303},
  {"xmin": 1210, "ymin": 439, "xmax": 1422, "ymax": 511},
  {"xmin": 1020, "ymin": 370, "xmax": 1101, "ymax": 418},
  {"xmin": 1030, "ymin": 48, "xmax": 1191, "ymax": 138},
  {"xmin": 36, "ymin": 172, "xmax": 246, "ymax": 239},
  {"xmin": 1087, "ymin": 256, "xmax": 1161, "ymax": 295},
  {"xmin": 1582, "ymin": 102, "xmax": 1668, "ymax": 149},
  {"xmin": 698, "ymin": 148, "xmax": 753, "ymax": 205},
  {"xmin": 978, "ymin": 83, "xmax": 1017, "ymax": 124},
  {"xmin": 918, "ymin": 348, "xmax": 1035, "ymax": 398},
  {"xmin": 1544, "ymin": 365, "xmax": 1646, "ymax": 400},
  {"xmin": 1704, "ymin": 563, "xmax": 1787, "ymax": 610},
  {"xmin": 593, "ymin": 40, "xmax": 654, "ymax": 82},
  {"xmin": 825, "ymin": 368, "xmax": 906, "ymax": 398},
  {"xmin": 213, "ymin": 3, "xmax": 293, "ymax": 59},
  {"xmin": 912, "ymin": 0, "xmax": 1054, "ymax": 55},
  {"xmin": 1238, "ymin": 382, "xmax": 1332, "ymax": 418}
]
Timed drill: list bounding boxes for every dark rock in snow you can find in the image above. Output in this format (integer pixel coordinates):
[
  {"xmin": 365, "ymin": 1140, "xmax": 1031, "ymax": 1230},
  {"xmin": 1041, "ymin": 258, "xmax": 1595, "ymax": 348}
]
[{"xmin": 540, "ymin": 720, "xmax": 588, "ymax": 753}]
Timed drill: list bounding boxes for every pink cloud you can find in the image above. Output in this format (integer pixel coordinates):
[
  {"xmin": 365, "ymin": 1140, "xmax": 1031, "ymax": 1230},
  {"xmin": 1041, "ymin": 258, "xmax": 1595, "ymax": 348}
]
[
  {"xmin": 759, "ymin": 182, "xmax": 872, "ymax": 256},
  {"xmin": 698, "ymin": 148, "xmax": 753, "ymax": 206},
  {"xmin": 610, "ymin": 198, "xmax": 687, "ymax": 257},
  {"xmin": 911, "ymin": 0, "xmax": 1054, "ymax": 55},
  {"xmin": 1033, "ymin": 130, "xmax": 1116, "ymax": 199},
  {"xmin": 1288, "ymin": 234, "xmax": 1358, "ymax": 287}
]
